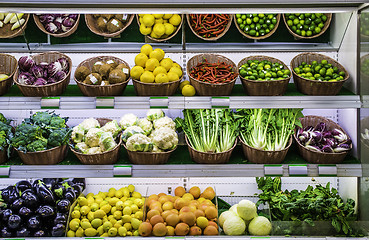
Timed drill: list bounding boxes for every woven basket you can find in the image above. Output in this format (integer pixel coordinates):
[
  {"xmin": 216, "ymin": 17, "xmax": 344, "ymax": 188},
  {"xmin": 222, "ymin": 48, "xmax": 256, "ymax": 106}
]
[
  {"xmin": 0, "ymin": 150, "xmax": 8, "ymax": 164},
  {"xmin": 14, "ymin": 52, "xmax": 71, "ymax": 97},
  {"xmin": 293, "ymin": 115, "xmax": 352, "ymax": 164},
  {"xmin": 69, "ymin": 118, "xmax": 121, "ymax": 165},
  {"xmin": 187, "ymin": 14, "xmax": 232, "ymax": 41},
  {"xmin": 291, "ymin": 53, "xmax": 349, "ymax": 95},
  {"xmin": 187, "ymin": 54, "xmax": 237, "ymax": 96},
  {"xmin": 239, "ymin": 137, "xmax": 292, "ymax": 164},
  {"xmin": 186, "ymin": 136, "xmax": 236, "ymax": 164},
  {"xmin": 75, "ymin": 56, "xmax": 130, "ymax": 96},
  {"xmin": 33, "ymin": 14, "xmax": 80, "ymax": 37},
  {"xmin": 16, "ymin": 145, "xmax": 68, "ymax": 165},
  {"xmin": 0, "ymin": 54, "xmax": 17, "ymax": 95},
  {"xmin": 283, "ymin": 13, "xmax": 332, "ymax": 40},
  {"xmin": 0, "ymin": 14, "xmax": 29, "ymax": 39},
  {"xmin": 85, "ymin": 14, "xmax": 134, "ymax": 38},
  {"xmin": 234, "ymin": 14, "xmax": 280, "ymax": 40},
  {"xmin": 238, "ymin": 55, "xmax": 290, "ymax": 96},
  {"xmin": 136, "ymin": 14, "xmax": 184, "ymax": 42},
  {"xmin": 123, "ymin": 144, "xmax": 176, "ymax": 165}
]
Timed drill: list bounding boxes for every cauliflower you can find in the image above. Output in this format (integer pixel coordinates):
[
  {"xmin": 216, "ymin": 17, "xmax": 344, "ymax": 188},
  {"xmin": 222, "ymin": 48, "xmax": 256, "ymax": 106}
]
[
  {"xmin": 146, "ymin": 109, "xmax": 165, "ymax": 121},
  {"xmin": 126, "ymin": 134, "xmax": 153, "ymax": 152},
  {"xmin": 86, "ymin": 147, "xmax": 102, "ymax": 154},
  {"xmin": 153, "ymin": 116, "xmax": 176, "ymax": 131},
  {"xmin": 223, "ymin": 215, "xmax": 246, "ymax": 235},
  {"xmin": 79, "ymin": 118, "xmax": 100, "ymax": 131},
  {"xmin": 152, "ymin": 127, "xmax": 178, "ymax": 150},
  {"xmin": 71, "ymin": 125, "xmax": 85, "ymax": 143},
  {"xmin": 138, "ymin": 118, "xmax": 153, "ymax": 135},
  {"xmin": 99, "ymin": 132, "xmax": 117, "ymax": 152},
  {"xmin": 75, "ymin": 142, "xmax": 89, "ymax": 153},
  {"xmin": 101, "ymin": 120, "xmax": 121, "ymax": 138},
  {"xmin": 119, "ymin": 113, "xmax": 139, "ymax": 130},
  {"xmin": 237, "ymin": 200, "xmax": 257, "ymax": 221},
  {"xmin": 122, "ymin": 126, "xmax": 145, "ymax": 142},
  {"xmin": 152, "ymin": 144, "xmax": 163, "ymax": 153},
  {"xmin": 248, "ymin": 216, "xmax": 272, "ymax": 236},
  {"xmin": 85, "ymin": 128, "xmax": 104, "ymax": 147}
]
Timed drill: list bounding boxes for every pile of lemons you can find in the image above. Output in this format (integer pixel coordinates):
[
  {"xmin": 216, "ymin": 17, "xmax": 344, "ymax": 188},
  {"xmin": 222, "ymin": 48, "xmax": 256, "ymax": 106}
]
[
  {"xmin": 67, "ymin": 185, "xmax": 145, "ymax": 237},
  {"xmin": 139, "ymin": 14, "xmax": 181, "ymax": 39},
  {"xmin": 131, "ymin": 44, "xmax": 183, "ymax": 84}
]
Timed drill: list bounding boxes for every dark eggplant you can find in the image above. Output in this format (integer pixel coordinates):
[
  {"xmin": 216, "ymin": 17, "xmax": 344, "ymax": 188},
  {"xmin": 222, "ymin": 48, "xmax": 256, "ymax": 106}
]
[
  {"xmin": 27, "ymin": 216, "xmax": 41, "ymax": 229},
  {"xmin": 2, "ymin": 209, "xmax": 12, "ymax": 222},
  {"xmin": 34, "ymin": 229, "xmax": 46, "ymax": 237},
  {"xmin": 32, "ymin": 179, "xmax": 42, "ymax": 189},
  {"xmin": 16, "ymin": 227, "xmax": 30, "ymax": 237},
  {"xmin": 21, "ymin": 189, "xmax": 38, "ymax": 209},
  {"xmin": 51, "ymin": 223, "xmax": 65, "ymax": 237},
  {"xmin": 72, "ymin": 184, "xmax": 83, "ymax": 196},
  {"xmin": 2, "ymin": 186, "xmax": 19, "ymax": 204},
  {"xmin": 72, "ymin": 178, "xmax": 86, "ymax": 190},
  {"xmin": 64, "ymin": 188, "xmax": 76, "ymax": 203},
  {"xmin": 35, "ymin": 180, "xmax": 55, "ymax": 205},
  {"xmin": 54, "ymin": 212, "xmax": 67, "ymax": 225},
  {"xmin": 10, "ymin": 198, "xmax": 24, "ymax": 212},
  {"xmin": 8, "ymin": 214, "xmax": 21, "ymax": 229},
  {"xmin": 36, "ymin": 205, "xmax": 55, "ymax": 218},
  {"xmin": 57, "ymin": 199, "xmax": 71, "ymax": 213},
  {"xmin": 43, "ymin": 178, "xmax": 59, "ymax": 190},
  {"xmin": 15, "ymin": 180, "xmax": 32, "ymax": 194},
  {"xmin": 18, "ymin": 206, "xmax": 32, "ymax": 218},
  {"xmin": 0, "ymin": 186, "xmax": 11, "ymax": 203},
  {"xmin": 1, "ymin": 226, "xmax": 13, "ymax": 237}
]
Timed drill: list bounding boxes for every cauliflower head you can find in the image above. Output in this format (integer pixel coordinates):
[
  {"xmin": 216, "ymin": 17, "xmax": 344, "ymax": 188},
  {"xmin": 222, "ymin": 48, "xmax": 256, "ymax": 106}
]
[
  {"xmin": 85, "ymin": 128, "xmax": 104, "ymax": 147},
  {"xmin": 80, "ymin": 118, "xmax": 100, "ymax": 131},
  {"xmin": 152, "ymin": 144, "xmax": 163, "ymax": 153},
  {"xmin": 99, "ymin": 131, "xmax": 117, "ymax": 152},
  {"xmin": 126, "ymin": 134, "xmax": 153, "ymax": 152},
  {"xmin": 75, "ymin": 142, "xmax": 89, "ymax": 154},
  {"xmin": 153, "ymin": 116, "xmax": 176, "ymax": 131},
  {"xmin": 138, "ymin": 118, "xmax": 153, "ymax": 135},
  {"xmin": 248, "ymin": 216, "xmax": 272, "ymax": 236},
  {"xmin": 86, "ymin": 147, "xmax": 102, "ymax": 154},
  {"xmin": 152, "ymin": 127, "xmax": 178, "ymax": 150},
  {"xmin": 122, "ymin": 126, "xmax": 145, "ymax": 142},
  {"xmin": 146, "ymin": 109, "xmax": 165, "ymax": 121},
  {"xmin": 101, "ymin": 120, "xmax": 121, "ymax": 138},
  {"xmin": 119, "ymin": 113, "xmax": 139, "ymax": 130},
  {"xmin": 71, "ymin": 125, "xmax": 85, "ymax": 143}
]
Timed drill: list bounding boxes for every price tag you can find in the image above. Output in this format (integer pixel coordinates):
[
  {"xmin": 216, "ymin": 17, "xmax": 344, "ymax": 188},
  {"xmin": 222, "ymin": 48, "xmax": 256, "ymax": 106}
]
[
  {"xmin": 96, "ymin": 97, "xmax": 114, "ymax": 109},
  {"xmin": 318, "ymin": 165, "xmax": 337, "ymax": 176},
  {"xmin": 113, "ymin": 165, "xmax": 132, "ymax": 177},
  {"xmin": 41, "ymin": 97, "xmax": 60, "ymax": 109},
  {"xmin": 0, "ymin": 166, "xmax": 10, "ymax": 178},
  {"xmin": 150, "ymin": 97, "xmax": 169, "ymax": 109},
  {"xmin": 289, "ymin": 165, "xmax": 308, "ymax": 176},
  {"xmin": 264, "ymin": 165, "xmax": 283, "ymax": 176},
  {"xmin": 212, "ymin": 97, "xmax": 229, "ymax": 108}
]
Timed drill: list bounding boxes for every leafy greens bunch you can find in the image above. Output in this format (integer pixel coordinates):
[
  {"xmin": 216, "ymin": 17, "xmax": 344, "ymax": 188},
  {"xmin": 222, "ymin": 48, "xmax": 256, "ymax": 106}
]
[
  {"xmin": 0, "ymin": 113, "xmax": 13, "ymax": 156},
  {"xmin": 256, "ymin": 177, "xmax": 356, "ymax": 235},
  {"xmin": 11, "ymin": 111, "xmax": 71, "ymax": 152},
  {"xmin": 175, "ymin": 109, "xmax": 238, "ymax": 153}
]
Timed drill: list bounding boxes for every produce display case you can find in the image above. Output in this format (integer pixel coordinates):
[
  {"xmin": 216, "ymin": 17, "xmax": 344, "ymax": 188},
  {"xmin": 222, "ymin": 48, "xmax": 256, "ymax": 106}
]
[{"xmin": 0, "ymin": 0, "xmax": 368, "ymax": 239}]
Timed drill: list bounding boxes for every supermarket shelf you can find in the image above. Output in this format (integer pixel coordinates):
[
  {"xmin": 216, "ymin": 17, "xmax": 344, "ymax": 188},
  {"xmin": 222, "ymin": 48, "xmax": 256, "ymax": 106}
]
[{"xmin": 1, "ymin": 238, "xmax": 366, "ymax": 240}]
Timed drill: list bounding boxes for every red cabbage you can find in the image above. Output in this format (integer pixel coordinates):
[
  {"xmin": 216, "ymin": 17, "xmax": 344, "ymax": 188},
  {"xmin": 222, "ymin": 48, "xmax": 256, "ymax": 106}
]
[
  {"xmin": 47, "ymin": 77, "xmax": 57, "ymax": 84},
  {"xmin": 54, "ymin": 71, "xmax": 66, "ymax": 81},
  {"xmin": 57, "ymin": 58, "xmax": 69, "ymax": 72},
  {"xmin": 55, "ymin": 16, "xmax": 63, "ymax": 24},
  {"xmin": 39, "ymin": 62, "xmax": 49, "ymax": 69},
  {"xmin": 61, "ymin": 25, "xmax": 71, "ymax": 33},
  {"xmin": 47, "ymin": 61, "xmax": 63, "ymax": 77},
  {"xmin": 30, "ymin": 65, "xmax": 45, "ymax": 78},
  {"xmin": 321, "ymin": 145, "xmax": 333, "ymax": 153},
  {"xmin": 314, "ymin": 122, "xmax": 326, "ymax": 132},
  {"xmin": 39, "ymin": 14, "xmax": 54, "ymax": 23},
  {"xmin": 45, "ymin": 22, "xmax": 58, "ymax": 33},
  {"xmin": 34, "ymin": 78, "xmax": 47, "ymax": 86},
  {"xmin": 18, "ymin": 72, "xmax": 35, "ymax": 85},
  {"xmin": 62, "ymin": 17, "xmax": 75, "ymax": 28},
  {"xmin": 18, "ymin": 56, "xmax": 35, "ymax": 71},
  {"xmin": 69, "ymin": 14, "xmax": 78, "ymax": 21}
]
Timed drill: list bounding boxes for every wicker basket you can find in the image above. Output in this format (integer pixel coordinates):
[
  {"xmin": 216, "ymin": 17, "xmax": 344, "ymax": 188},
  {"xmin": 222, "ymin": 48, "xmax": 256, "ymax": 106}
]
[
  {"xmin": 0, "ymin": 14, "xmax": 30, "ymax": 39},
  {"xmin": 13, "ymin": 52, "xmax": 72, "ymax": 97},
  {"xmin": 293, "ymin": 115, "xmax": 352, "ymax": 164},
  {"xmin": 123, "ymin": 144, "xmax": 176, "ymax": 165},
  {"xmin": 16, "ymin": 145, "xmax": 68, "ymax": 165},
  {"xmin": 186, "ymin": 136, "xmax": 236, "ymax": 164},
  {"xmin": 291, "ymin": 53, "xmax": 349, "ymax": 95},
  {"xmin": 283, "ymin": 13, "xmax": 332, "ymax": 40},
  {"xmin": 239, "ymin": 137, "xmax": 292, "ymax": 164},
  {"xmin": 187, "ymin": 14, "xmax": 232, "ymax": 41},
  {"xmin": 234, "ymin": 14, "xmax": 280, "ymax": 40},
  {"xmin": 75, "ymin": 56, "xmax": 130, "ymax": 96},
  {"xmin": 0, "ymin": 54, "xmax": 17, "ymax": 96},
  {"xmin": 85, "ymin": 14, "xmax": 134, "ymax": 38},
  {"xmin": 136, "ymin": 14, "xmax": 184, "ymax": 42},
  {"xmin": 238, "ymin": 55, "xmax": 290, "ymax": 96},
  {"xmin": 69, "ymin": 118, "xmax": 122, "ymax": 165},
  {"xmin": 0, "ymin": 150, "xmax": 8, "ymax": 164},
  {"xmin": 33, "ymin": 14, "xmax": 80, "ymax": 37},
  {"xmin": 187, "ymin": 54, "xmax": 237, "ymax": 96}
]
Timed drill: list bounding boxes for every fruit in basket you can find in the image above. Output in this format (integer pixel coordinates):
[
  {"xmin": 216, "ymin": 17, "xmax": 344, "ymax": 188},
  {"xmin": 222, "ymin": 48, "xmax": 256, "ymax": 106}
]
[
  {"xmin": 239, "ymin": 59, "xmax": 291, "ymax": 81},
  {"xmin": 236, "ymin": 14, "xmax": 278, "ymax": 37},
  {"xmin": 139, "ymin": 14, "xmax": 181, "ymax": 39},
  {"xmin": 0, "ymin": 13, "xmax": 26, "ymax": 33},
  {"xmin": 0, "ymin": 73, "xmax": 9, "ymax": 81},
  {"xmin": 294, "ymin": 59, "xmax": 345, "ymax": 81},
  {"xmin": 285, "ymin": 13, "xmax": 328, "ymax": 37}
]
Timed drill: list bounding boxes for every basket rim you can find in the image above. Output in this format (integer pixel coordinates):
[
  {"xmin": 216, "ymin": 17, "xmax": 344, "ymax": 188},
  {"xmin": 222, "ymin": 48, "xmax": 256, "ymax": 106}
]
[
  {"xmin": 186, "ymin": 14, "xmax": 232, "ymax": 41},
  {"xmin": 14, "ymin": 51, "xmax": 72, "ymax": 88},
  {"xmin": 136, "ymin": 14, "xmax": 184, "ymax": 42},
  {"xmin": 185, "ymin": 135, "xmax": 237, "ymax": 155},
  {"xmin": 33, "ymin": 14, "xmax": 80, "ymax": 37},
  {"xmin": 85, "ymin": 14, "xmax": 134, "ymax": 38},
  {"xmin": 233, "ymin": 14, "xmax": 281, "ymax": 40},
  {"xmin": 0, "ymin": 14, "xmax": 30, "ymax": 39},
  {"xmin": 238, "ymin": 135, "xmax": 293, "ymax": 153},
  {"xmin": 290, "ymin": 52, "xmax": 349, "ymax": 83},
  {"xmin": 282, "ymin": 13, "xmax": 332, "ymax": 40},
  {"xmin": 293, "ymin": 115, "xmax": 352, "ymax": 156},
  {"xmin": 0, "ymin": 53, "xmax": 18, "ymax": 80},
  {"xmin": 122, "ymin": 142, "xmax": 177, "ymax": 155},
  {"xmin": 15, "ymin": 144, "xmax": 67, "ymax": 154}
]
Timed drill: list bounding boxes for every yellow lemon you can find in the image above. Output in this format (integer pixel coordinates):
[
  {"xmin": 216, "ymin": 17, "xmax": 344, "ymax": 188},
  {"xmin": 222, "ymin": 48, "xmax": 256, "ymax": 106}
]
[
  {"xmin": 150, "ymin": 31, "xmax": 160, "ymax": 39},
  {"xmin": 140, "ymin": 71, "xmax": 155, "ymax": 83},
  {"xmin": 182, "ymin": 84, "xmax": 196, "ymax": 96},
  {"xmin": 140, "ymin": 44, "xmax": 153, "ymax": 56},
  {"xmin": 164, "ymin": 23, "xmax": 175, "ymax": 35},
  {"xmin": 169, "ymin": 14, "xmax": 181, "ymax": 26},
  {"xmin": 142, "ymin": 14, "xmax": 155, "ymax": 27},
  {"xmin": 153, "ymin": 14, "xmax": 164, "ymax": 19},
  {"xmin": 179, "ymin": 80, "xmax": 190, "ymax": 90},
  {"xmin": 132, "ymin": 191, "xmax": 142, "ymax": 199},
  {"xmin": 160, "ymin": 58, "xmax": 173, "ymax": 71},
  {"xmin": 155, "ymin": 18, "xmax": 164, "ymax": 24},
  {"xmin": 145, "ymin": 58, "xmax": 160, "ymax": 71},
  {"xmin": 134, "ymin": 53, "xmax": 148, "ymax": 67},
  {"xmin": 139, "ymin": 24, "xmax": 152, "ymax": 35},
  {"xmin": 128, "ymin": 184, "xmax": 135, "ymax": 193},
  {"xmin": 155, "ymin": 73, "xmax": 169, "ymax": 83},
  {"xmin": 138, "ymin": 14, "xmax": 145, "ymax": 17},
  {"xmin": 150, "ymin": 48, "xmax": 165, "ymax": 61},
  {"xmin": 130, "ymin": 66, "xmax": 144, "ymax": 80},
  {"xmin": 153, "ymin": 66, "xmax": 167, "ymax": 76},
  {"xmin": 168, "ymin": 72, "xmax": 179, "ymax": 82},
  {"xmin": 153, "ymin": 23, "xmax": 165, "ymax": 37},
  {"xmin": 169, "ymin": 67, "xmax": 183, "ymax": 77},
  {"xmin": 163, "ymin": 19, "xmax": 168, "ymax": 23},
  {"xmin": 172, "ymin": 62, "xmax": 181, "ymax": 69},
  {"xmin": 163, "ymin": 14, "xmax": 173, "ymax": 19},
  {"xmin": 139, "ymin": 17, "xmax": 143, "ymax": 24}
]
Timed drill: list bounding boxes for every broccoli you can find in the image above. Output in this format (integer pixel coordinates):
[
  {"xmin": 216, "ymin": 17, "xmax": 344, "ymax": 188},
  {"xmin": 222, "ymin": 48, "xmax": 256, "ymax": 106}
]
[
  {"xmin": 0, "ymin": 122, "xmax": 12, "ymax": 136},
  {"xmin": 31, "ymin": 111, "xmax": 53, "ymax": 125},
  {"xmin": 26, "ymin": 138, "xmax": 48, "ymax": 152},
  {"xmin": 49, "ymin": 116, "xmax": 67, "ymax": 129},
  {"xmin": 0, "ymin": 113, "xmax": 10, "ymax": 124},
  {"xmin": 47, "ymin": 128, "xmax": 71, "ymax": 147},
  {"xmin": 12, "ymin": 123, "xmax": 46, "ymax": 152},
  {"xmin": 0, "ymin": 131, "xmax": 8, "ymax": 151}
]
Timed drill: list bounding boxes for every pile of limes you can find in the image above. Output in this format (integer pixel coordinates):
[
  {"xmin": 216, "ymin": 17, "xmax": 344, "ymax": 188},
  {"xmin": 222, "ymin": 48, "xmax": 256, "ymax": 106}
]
[
  {"xmin": 138, "ymin": 14, "xmax": 181, "ymax": 39},
  {"xmin": 294, "ymin": 59, "xmax": 346, "ymax": 81},
  {"xmin": 239, "ymin": 59, "xmax": 290, "ymax": 81},
  {"xmin": 235, "ymin": 14, "xmax": 278, "ymax": 37},
  {"xmin": 285, "ymin": 13, "xmax": 328, "ymax": 37}
]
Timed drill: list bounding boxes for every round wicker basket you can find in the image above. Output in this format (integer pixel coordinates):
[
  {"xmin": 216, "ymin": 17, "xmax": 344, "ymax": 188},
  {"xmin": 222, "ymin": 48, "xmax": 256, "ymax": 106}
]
[
  {"xmin": 0, "ymin": 14, "xmax": 30, "ymax": 39},
  {"xmin": 187, "ymin": 14, "xmax": 232, "ymax": 41},
  {"xmin": 16, "ymin": 145, "xmax": 68, "ymax": 165},
  {"xmin": 123, "ymin": 143, "xmax": 177, "ymax": 165},
  {"xmin": 0, "ymin": 53, "xmax": 18, "ymax": 95},
  {"xmin": 33, "ymin": 14, "xmax": 80, "ymax": 38},
  {"xmin": 234, "ymin": 14, "xmax": 280, "ymax": 40},
  {"xmin": 85, "ymin": 14, "xmax": 134, "ymax": 38}
]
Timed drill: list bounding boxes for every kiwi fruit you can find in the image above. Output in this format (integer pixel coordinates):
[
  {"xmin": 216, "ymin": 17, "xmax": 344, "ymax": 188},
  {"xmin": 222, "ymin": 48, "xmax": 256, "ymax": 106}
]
[
  {"xmin": 101, "ymin": 81, "xmax": 110, "ymax": 86},
  {"xmin": 92, "ymin": 61, "xmax": 105, "ymax": 73},
  {"xmin": 101, "ymin": 14, "xmax": 114, "ymax": 20},
  {"xmin": 98, "ymin": 64, "xmax": 112, "ymax": 79},
  {"xmin": 84, "ymin": 73, "xmax": 102, "ymax": 85},
  {"xmin": 107, "ymin": 18, "xmax": 123, "ymax": 33},
  {"xmin": 115, "ymin": 14, "xmax": 129, "ymax": 22},
  {"xmin": 106, "ymin": 59, "xmax": 118, "ymax": 69},
  {"xmin": 96, "ymin": 17, "xmax": 108, "ymax": 31},
  {"xmin": 109, "ymin": 69, "xmax": 126, "ymax": 84},
  {"xmin": 75, "ymin": 66, "xmax": 91, "ymax": 81}
]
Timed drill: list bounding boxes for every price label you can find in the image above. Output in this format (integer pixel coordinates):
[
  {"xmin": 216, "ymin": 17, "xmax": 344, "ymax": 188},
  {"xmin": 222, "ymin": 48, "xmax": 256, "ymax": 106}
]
[
  {"xmin": 212, "ymin": 97, "xmax": 229, "ymax": 108},
  {"xmin": 318, "ymin": 165, "xmax": 337, "ymax": 176},
  {"xmin": 289, "ymin": 165, "xmax": 308, "ymax": 176},
  {"xmin": 113, "ymin": 165, "xmax": 132, "ymax": 177},
  {"xmin": 96, "ymin": 97, "xmax": 114, "ymax": 109},
  {"xmin": 264, "ymin": 165, "xmax": 283, "ymax": 176},
  {"xmin": 0, "ymin": 166, "xmax": 10, "ymax": 178},
  {"xmin": 41, "ymin": 97, "xmax": 60, "ymax": 109},
  {"xmin": 150, "ymin": 97, "xmax": 169, "ymax": 109}
]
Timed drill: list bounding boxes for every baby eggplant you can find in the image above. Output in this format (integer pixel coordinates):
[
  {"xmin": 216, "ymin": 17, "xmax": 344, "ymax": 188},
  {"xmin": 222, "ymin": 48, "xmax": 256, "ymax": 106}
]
[
  {"xmin": 54, "ymin": 212, "xmax": 67, "ymax": 225},
  {"xmin": 18, "ymin": 206, "xmax": 32, "ymax": 218},
  {"xmin": 57, "ymin": 199, "xmax": 71, "ymax": 212},
  {"xmin": 15, "ymin": 180, "xmax": 32, "ymax": 193},
  {"xmin": 1, "ymin": 226, "xmax": 13, "ymax": 237},
  {"xmin": 21, "ymin": 190, "xmax": 38, "ymax": 209},
  {"xmin": 51, "ymin": 223, "xmax": 65, "ymax": 237},
  {"xmin": 64, "ymin": 188, "xmax": 76, "ymax": 203},
  {"xmin": 8, "ymin": 214, "xmax": 21, "ymax": 229},
  {"xmin": 27, "ymin": 216, "xmax": 41, "ymax": 229},
  {"xmin": 35, "ymin": 180, "xmax": 55, "ymax": 205},
  {"xmin": 2, "ymin": 209, "xmax": 12, "ymax": 222},
  {"xmin": 36, "ymin": 205, "xmax": 55, "ymax": 218},
  {"xmin": 16, "ymin": 227, "xmax": 30, "ymax": 237},
  {"xmin": 33, "ymin": 229, "xmax": 46, "ymax": 237},
  {"xmin": 10, "ymin": 198, "xmax": 24, "ymax": 212}
]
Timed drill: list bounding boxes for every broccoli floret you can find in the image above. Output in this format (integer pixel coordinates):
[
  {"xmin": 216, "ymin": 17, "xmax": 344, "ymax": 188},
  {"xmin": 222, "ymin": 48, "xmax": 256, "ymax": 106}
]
[
  {"xmin": 26, "ymin": 138, "xmax": 47, "ymax": 152},
  {"xmin": 0, "ymin": 131, "xmax": 8, "ymax": 150},
  {"xmin": 47, "ymin": 128, "xmax": 71, "ymax": 147},
  {"xmin": 31, "ymin": 112, "xmax": 53, "ymax": 125},
  {"xmin": 49, "ymin": 116, "xmax": 67, "ymax": 129},
  {"xmin": 0, "ymin": 122, "xmax": 12, "ymax": 136},
  {"xmin": 12, "ymin": 124, "xmax": 44, "ymax": 151}
]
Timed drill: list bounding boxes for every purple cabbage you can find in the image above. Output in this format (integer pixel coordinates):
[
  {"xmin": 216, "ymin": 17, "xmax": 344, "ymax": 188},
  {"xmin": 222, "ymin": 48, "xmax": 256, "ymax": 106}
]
[
  {"xmin": 314, "ymin": 122, "xmax": 326, "ymax": 132},
  {"xmin": 68, "ymin": 14, "xmax": 78, "ymax": 21},
  {"xmin": 30, "ymin": 65, "xmax": 45, "ymax": 78},
  {"xmin": 18, "ymin": 72, "xmax": 35, "ymax": 85},
  {"xmin": 39, "ymin": 62, "xmax": 49, "ymax": 69},
  {"xmin": 54, "ymin": 21, "xmax": 62, "ymax": 30},
  {"xmin": 47, "ymin": 61, "xmax": 63, "ymax": 77},
  {"xmin": 332, "ymin": 128, "xmax": 348, "ymax": 142},
  {"xmin": 305, "ymin": 145, "xmax": 321, "ymax": 152},
  {"xmin": 18, "ymin": 56, "xmax": 35, "ymax": 71},
  {"xmin": 311, "ymin": 131, "xmax": 323, "ymax": 142},
  {"xmin": 34, "ymin": 78, "xmax": 47, "ymax": 86},
  {"xmin": 45, "ymin": 22, "xmax": 58, "ymax": 33},
  {"xmin": 57, "ymin": 58, "xmax": 69, "ymax": 72},
  {"xmin": 47, "ymin": 77, "xmax": 57, "ymax": 84},
  {"xmin": 61, "ymin": 25, "xmax": 71, "ymax": 33},
  {"xmin": 39, "ymin": 14, "xmax": 55, "ymax": 23},
  {"xmin": 62, "ymin": 17, "xmax": 75, "ymax": 28},
  {"xmin": 54, "ymin": 71, "xmax": 67, "ymax": 81},
  {"xmin": 321, "ymin": 145, "xmax": 333, "ymax": 153},
  {"xmin": 333, "ymin": 143, "xmax": 351, "ymax": 153},
  {"xmin": 54, "ymin": 16, "xmax": 63, "ymax": 24}
]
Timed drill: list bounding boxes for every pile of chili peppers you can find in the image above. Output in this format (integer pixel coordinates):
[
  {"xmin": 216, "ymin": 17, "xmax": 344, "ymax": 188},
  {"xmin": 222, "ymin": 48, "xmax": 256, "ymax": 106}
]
[
  {"xmin": 190, "ymin": 58, "xmax": 238, "ymax": 84},
  {"xmin": 189, "ymin": 14, "xmax": 231, "ymax": 38}
]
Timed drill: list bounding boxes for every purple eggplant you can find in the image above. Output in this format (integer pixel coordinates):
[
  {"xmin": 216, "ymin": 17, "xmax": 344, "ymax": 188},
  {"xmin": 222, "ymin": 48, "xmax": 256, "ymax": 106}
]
[
  {"xmin": 2, "ymin": 209, "xmax": 12, "ymax": 222},
  {"xmin": 27, "ymin": 215, "xmax": 41, "ymax": 229},
  {"xmin": 8, "ymin": 214, "xmax": 21, "ymax": 229},
  {"xmin": 72, "ymin": 178, "xmax": 85, "ymax": 190},
  {"xmin": 1, "ymin": 227, "xmax": 13, "ymax": 237},
  {"xmin": 33, "ymin": 229, "xmax": 46, "ymax": 237},
  {"xmin": 36, "ymin": 205, "xmax": 55, "ymax": 218},
  {"xmin": 35, "ymin": 180, "xmax": 55, "ymax": 205},
  {"xmin": 18, "ymin": 206, "xmax": 32, "ymax": 218},
  {"xmin": 72, "ymin": 184, "xmax": 83, "ymax": 196},
  {"xmin": 15, "ymin": 180, "xmax": 32, "ymax": 194},
  {"xmin": 56, "ymin": 199, "xmax": 70, "ymax": 212},
  {"xmin": 42, "ymin": 178, "xmax": 59, "ymax": 190},
  {"xmin": 16, "ymin": 227, "xmax": 30, "ymax": 237},
  {"xmin": 54, "ymin": 212, "xmax": 67, "ymax": 225},
  {"xmin": 64, "ymin": 188, "xmax": 76, "ymax": 203},
  {"xmin": 51, "ymin": 223, "xmax": 65, "ymax": 237},
  {"xmin": 21, "ymin": 189, "xmax": 38, "ymax": 209},
  {"xmin": 10, "ymin": 198, "xmax": 24, "ymax": 212}
]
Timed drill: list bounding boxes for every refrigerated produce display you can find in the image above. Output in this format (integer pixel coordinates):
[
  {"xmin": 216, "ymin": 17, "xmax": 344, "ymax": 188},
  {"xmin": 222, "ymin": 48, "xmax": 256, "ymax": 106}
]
[{"xmin": 0, "ymin": 0, "xmax": 368, "ymax": 239}]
